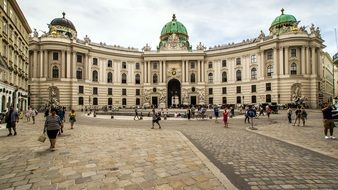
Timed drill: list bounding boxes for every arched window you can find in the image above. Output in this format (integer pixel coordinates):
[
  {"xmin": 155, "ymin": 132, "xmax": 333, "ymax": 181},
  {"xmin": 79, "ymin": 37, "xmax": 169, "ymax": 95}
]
[
  {"xmin": 153, "ymin": 74, "xmax": 158, "ymax": 83},
  {"xmin": 208, "ymin": 73, "xmax": 213, "ymax": 83},
  {"xmin": 291, "ymin": 63, "xmax": 297, "ymax": 75},
  {"xmin": 222, "ymin": 72, "xmax": 227, "ymax": 82},
  {"xmin": 108, "ymin": 98, "xmax": 112, "ymax": 105},
  {"xmin": 135, "ymin": 74, "xmax": 140, "ymax": 84},
  {"xmin": 76, "ymin": 68, "xmax": 82, "ymax": 79},
  {"xmin": 135, "ymin": 63, "xmax": 140, "ymax": 70},
  {"xmin": 107, "ymin": 72, "xmax": 113, "ymax": 83},
  {"xmin": 191, "ymin": 73, "xmax": 196, "ymax": 83},
  {"xmin": 92, "ymin": 70, "xmax": 98, "ymax": 82},
  {"xmin": 52, "ymin": 66, "xmax": 59, "ymax": 78},
  {"xmin": 122, "ymin": 62, "xmax": 127, "ymax": 69},
  {"xmin": 251, "ymin": 68, "xmax": 257, "ymax": 80},
  {"xmin": 267, "ymin": 65, "xmax": 273, "ymax": 77},
  {"xmin": 266, "ymin": 94, "xmax": 272, "ymax": 102},
  {"xmin": 236, "ymin": 70, "xmax": 241, "ymax": 81},
  {"xmin": 122, "ymin": 73, "xmax": 127, "ymax": 84}
]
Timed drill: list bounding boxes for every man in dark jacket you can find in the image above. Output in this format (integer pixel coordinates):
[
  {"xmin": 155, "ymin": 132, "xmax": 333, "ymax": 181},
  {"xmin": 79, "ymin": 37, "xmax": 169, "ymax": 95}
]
[{"xmin": 6, "ymin": 107, "xmax": 19, "ymax": 136}]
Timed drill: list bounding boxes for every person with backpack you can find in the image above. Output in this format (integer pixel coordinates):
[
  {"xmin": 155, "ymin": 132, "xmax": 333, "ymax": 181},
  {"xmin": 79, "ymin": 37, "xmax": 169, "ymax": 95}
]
[
  {"xmin": 69, "ymin": 109, "xmax": 76, "ymax": 129},
  {"xmin": 322, "ymin": 102, "xmax": 336, "ymax": 140},
  {"xmin": 300, "ymin": 107, "xmax": 307, "ymax": 126},
  {"xmin": 5, "ymin": 107, "xmax": 19, "ymax": 136},
  {"xmin": 247, "ymin": 106, "xmax": 257, "ymax": 130}
]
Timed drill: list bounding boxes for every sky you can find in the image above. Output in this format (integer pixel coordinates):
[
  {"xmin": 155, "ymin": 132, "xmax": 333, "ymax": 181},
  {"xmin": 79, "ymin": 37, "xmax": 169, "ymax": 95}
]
[{"xmin": 18, "ymin": 0, "xmax": 338, "ymax": 56}]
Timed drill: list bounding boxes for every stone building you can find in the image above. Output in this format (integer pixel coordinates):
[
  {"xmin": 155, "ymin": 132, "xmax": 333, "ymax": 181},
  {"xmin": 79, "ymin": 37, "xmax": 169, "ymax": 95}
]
[
  {"xmin": 0, "ymin": 0, "xmax": 31, "ymax": 112},
  {"xmin": 29, "ymin": 9, "xmax": 333, "ymax": 110}
]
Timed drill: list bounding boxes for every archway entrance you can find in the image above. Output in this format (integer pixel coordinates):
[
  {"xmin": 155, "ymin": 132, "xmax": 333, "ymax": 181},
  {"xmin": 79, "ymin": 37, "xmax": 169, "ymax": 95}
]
[
  {"xmin": 167, "ymin": 79, "xmax": 181, "ymax": 108},
  {"xmin": 1, "ymin": 95, "xmax": 6, "ymax": 112}
]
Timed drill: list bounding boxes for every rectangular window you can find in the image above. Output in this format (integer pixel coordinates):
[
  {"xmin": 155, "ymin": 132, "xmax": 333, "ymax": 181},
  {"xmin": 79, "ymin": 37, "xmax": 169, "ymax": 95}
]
[
  {"xmin": 291, "ymin": 48, "xmax": 297, "ymax": 57},
  {"xmin": 208, "ymin": 88, "xmax": 213, "ymax": 95},
  {"xmin": 93, "ymin": 98, "xmax": 98, "ymax": 105},
  {"xmin": 78, "ymin": 97, "xmax": 84, "ymax": 105},
  {"xmin": 236, "ymin": 86, "xmax": 241, "ymax": 93},
  {"xmin": 191, "ymin": 62, "xmax": 195, "ymax": 69},
  {"xmin": 53, "ymin": 52, "xmax": 58, "ymax": 61},
  {"xmin": 153, "ymin": 62, "xmax": 158, "ymax": 70},
  {"xmin": 93, "ymin": 87, "xmax": 98, "ymax": 95},
  {"xmin": 107, "ymin": 60, "xmax": 112, "ymax": 67},
  {"xmin": 236, "ymin": 58, "xmax": 241, "ymax": 65},
  {"xmin": 222, "ymin": 97, "xmax": 227, "ymax": 104},
  {"xmin": 266, "ymin": 83, "xmax": 271, "ymax": 91},
  {"xmin": 251, "ymin": 85, "xmax": 256, "ymax": 93},
  {"xmin": 251, "ymin": 55, "xmax": 257, "ymax": 63},
  {"xmin": 79, "ymin": 86, "xmax": 84, "ymax": 94},
  {"xmin": 136, "ymin": 89, "xmax": 140, "ymax": 96},
  {"xmin": 93, "ymin": 58, "xmax": 98, "ymax": 65},
  {"xmin": 122, "ymin": 89, "xmax": 127, "ymax": 96},
  {"xmin": 267, "ymin": 50, "xmax": 273, "ymax": 60},
  {"xmin": 209, "ymin": 97, "xmax": 213, "ymax": 105},
  {"xmin": 122, "ymin": 62, "xmax": 127, "ymax": 69},
  {"xmin": 77, "ymin": 54, "xmax": 82, "ymax": 63},
  {"xmin": 251, "ymin": 96, "xmax": 257, "ymax": 104},
  {"xmin": 222, "ymin": 60, "xmax": 227, "ymax": 67},
  {"xmin": 108, "ymin": 88, "xmax": 112, "ymax": 95},
  {"xmin": 222, "ymin": 87, "xmax": 227, "ymax": 94},
  {"xmin": 208, "ymin": 62, "xmax": 213, "ymax": 69}
]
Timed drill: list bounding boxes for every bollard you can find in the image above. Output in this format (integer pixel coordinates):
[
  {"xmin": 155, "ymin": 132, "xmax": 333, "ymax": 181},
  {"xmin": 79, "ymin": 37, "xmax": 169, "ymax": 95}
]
[{"xmin": 111, "ymin": 115, "xmax": 114, "ymax": 119}]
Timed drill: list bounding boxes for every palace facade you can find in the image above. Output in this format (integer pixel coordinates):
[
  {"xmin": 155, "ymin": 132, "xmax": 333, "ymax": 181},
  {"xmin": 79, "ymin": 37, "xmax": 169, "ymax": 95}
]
[
  {"xmin": 0, "ymin": 0, "xmax": 31, "ymax": 112},
  {"xmin": 29, "ymin": 10, "xmax": 333, "ymax": 110}
]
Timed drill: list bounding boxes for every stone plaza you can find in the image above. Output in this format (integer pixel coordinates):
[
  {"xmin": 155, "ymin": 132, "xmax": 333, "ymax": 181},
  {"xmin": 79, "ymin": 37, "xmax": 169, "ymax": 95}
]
[{"xmin": 0, "ymin": 109, "xmax": 337, "ymax": 190}]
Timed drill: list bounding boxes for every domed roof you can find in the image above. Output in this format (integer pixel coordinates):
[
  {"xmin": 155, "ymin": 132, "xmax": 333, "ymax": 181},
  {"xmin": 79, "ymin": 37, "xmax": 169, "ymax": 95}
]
[
  {"xmin": 271, "ymin": 8, "xmax": 297, "ymax": 27},
  {"xmin": 50, "ymin": 12, "xmax": 76, "ymax": 31},
  {"xmin": 161, "ymin": 14, "xmax": 188, "ymax": 37}
]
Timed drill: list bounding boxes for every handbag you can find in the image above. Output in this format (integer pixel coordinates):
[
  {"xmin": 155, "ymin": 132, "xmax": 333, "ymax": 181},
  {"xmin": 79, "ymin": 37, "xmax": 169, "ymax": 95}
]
[{"xmin": 38, "ymin": 132, "xmax": 46, "ymax": 143}]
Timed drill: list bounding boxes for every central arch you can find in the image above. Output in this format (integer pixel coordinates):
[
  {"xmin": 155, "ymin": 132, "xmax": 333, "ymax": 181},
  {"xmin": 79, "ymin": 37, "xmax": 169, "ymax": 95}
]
[{"xmin": 167, "ymin": 79, "xmax": 181, "ymax": 108}]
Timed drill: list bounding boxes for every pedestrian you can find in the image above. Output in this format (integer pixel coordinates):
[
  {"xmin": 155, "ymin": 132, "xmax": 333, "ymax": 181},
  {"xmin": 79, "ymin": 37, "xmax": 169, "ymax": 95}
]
[
  {"xmin": 187, "ymin": 108, "xmax": 191, "ymax": 120},
  {"xmin": 223, "ymin": 108, "xmax": 229, "ymax": 128},
  {"xmin": 247, "ymin": 106, "xmax": 257, "ymax": 130},
  {"xmin": 69, "ymin": 109, "xmax": 76, "ymax": 129},
  {"xmin": 300, "ymin": 107, "xmax": 307, "ymax": 126},
  {"xmin": 44, "ymin": 107, "xmax": 49, "ymax": 118},
  {"xmin": 258, "ymin": 106, "xmax": 264, "ymax": 117},
  {"xmin": 133, "ymin": 106, "xmax": 140, "ymax": 120},
  {"xmin": 5, "ymin": 107, "xmax": 19, "ymax": 136},
  {"xmin": 19, "ymin": 109, "xmax": 24, "ymax": 120},
  {"xmin": 44, "ymin": 108, "xmax": 63, "ymax": 151},
  {"xmin": 244, "ymin": 107, "xmax": 250, "ymax": 123},
  {"xmin": 214, "ymin": 105, "xmax": 219, "ymax": 123},
  {"xmin": 230, "ymin": 107, "xmax": 235, "ymax": 118},
  {"xmin": 31, "ymin": 107, "xmax": 37, "ymax": 124},
  {"xmin": 266, "ymin": 105, "xmax": 272, "ymax": 118},
  {"xmin": 191, "ymin": 106, "xmax": 195, "ymax": 119},
  {"xmin": 321, "ymin": 103, "xmax": 336, "ymax": 139},
  {"xmin": 293, "ymin": 107, "xmax": 301, "ymax": 126},
  {"xmin": 287, "ymin": 107, "xmax": 292, "ymax": 123},
  {"xmin": 151, "ymin": 109, "xmax": 161, "ymax": 129},
  {"xmin": 25, "ymin": 109, "xmax": 31, "ymax": 122},
  {"xmin": 57, "ymin": 107, "xmax": 65, "ymax": 124}
]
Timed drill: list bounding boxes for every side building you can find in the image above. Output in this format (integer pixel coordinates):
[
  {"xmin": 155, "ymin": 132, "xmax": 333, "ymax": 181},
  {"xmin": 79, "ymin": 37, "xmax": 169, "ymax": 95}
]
[
  {"xmin": 29, "ymin": 10, "xmax": 333, "ymax": 110},
  {"xmin": 0, "ymin": 0, "xmax": 31, "ymax": 112}
]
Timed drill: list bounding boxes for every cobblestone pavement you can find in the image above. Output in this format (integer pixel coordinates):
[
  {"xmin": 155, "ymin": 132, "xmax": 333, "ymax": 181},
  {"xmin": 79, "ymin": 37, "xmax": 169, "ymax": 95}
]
[
  {"xmin": 1, "ymin": 110, "xmax": 338, "ymax": 190},
  {"xmin": 0, "ymin": 118, "xmax": 229, "ymax": 190},
  {"xmin": 80, "ymin": 110, "xmax": 338, "ymax": 190}
]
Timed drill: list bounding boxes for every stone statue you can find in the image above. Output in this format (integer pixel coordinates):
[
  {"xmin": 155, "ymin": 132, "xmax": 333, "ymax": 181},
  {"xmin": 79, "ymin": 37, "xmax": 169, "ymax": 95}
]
[
  {"xmin": 142, "ymin": 43, "xmax": 151, "ymax": 51},
  {"xmin": 33, "ymin": 29, "xmax": 38, "ymax": 37},
  {"xmin": 196, "ymin": 42, "xmax": 206, "ymax": 50},
  {"xmin": 84, "ymin": 35, "xmax": 91, "ymax": 43},
  {"xmin": 310, "ymin": 23, "xmax": 315, "ymax": 34},
  {"xmin": 258, "ymin": 30, "xmax": 265, "ymax": 39}
]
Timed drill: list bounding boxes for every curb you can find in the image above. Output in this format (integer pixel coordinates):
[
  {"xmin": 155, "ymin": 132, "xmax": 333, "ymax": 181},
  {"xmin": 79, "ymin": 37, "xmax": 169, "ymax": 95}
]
[{"xmin": 176, "ymin": 131, "xmax": 238, "ymax": 190}]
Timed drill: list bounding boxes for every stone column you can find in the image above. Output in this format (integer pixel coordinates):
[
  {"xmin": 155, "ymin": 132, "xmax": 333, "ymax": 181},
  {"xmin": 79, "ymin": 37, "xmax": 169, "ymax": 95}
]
[
  {"xmin": 84, "ymin": 54, "xmax": 88, "ymax": 80},
  {"xmin": 33, "ymin": 51, "xmax": 37, "ymax": 78},
  {"xmin": 148, "ymin": 61, "xmax": 151, "ymax": 83},
  {"xmin": 163, "ymin": 61, "xmax": 166, "ymax": 83},
  {"xmin": 301, "ymin": 46, "xmax": 306, "ymax": 75},
  {"xmin": 279, "ymin": 47, "xmax": 284, "ymax": 76},
  {"xmin": 186, "ymin": 60, "xmax": 189, "ymax": 82},
  {"xmin": 61, "ymin": 50, "xmax": 65, "ymax": 78},
  {"xmin": 202, "ymin": 60, "xmax": 205, "ymax": 82},
  {"xmin": 317, "ymin": 48, "xmax": 321, "ymax": 76},
  {"xmin": 182, "ymin": 60, "xmax": 185, "ymax": 83},
  {"xmin": 306, "ymin": 47, "xmax": 311, "ymax": 74},
  {"xmin": 66, "ymin": 51, "xmax": 71, "ymax": 78},
  {"xmin": 198, "ymin": 60, "xmax": 201, "ymax": 82},
  {"xmin": 273, "ymin": 48, "xmax": 278, "ymax": 77},
  {"xmin": 72, "ymin": 52, "xmax": 77, "ymax": 79},
  {"xmin": 44, "ymin": 51, "xmax": 48, "ymax": 78},
  {"xmin": 285, "ymin": 47, "xmax": 289, "ymax": 75},
  {"xmin": 159, "ymin": 61, "xmax": 163, "ymax": 83},
  {"xmin": 259, "ymin": 51, "xmax": 264, "ymax": 79},
  {"xmin": 311, "ymin": 47, "xmax": 316, "ymax": 75}
]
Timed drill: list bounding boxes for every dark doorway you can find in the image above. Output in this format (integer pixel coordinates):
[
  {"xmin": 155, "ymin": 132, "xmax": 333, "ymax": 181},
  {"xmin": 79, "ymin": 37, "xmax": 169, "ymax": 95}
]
[
  {"xmin": 152, "ymin": 96, "xmax": 158, "ymax": 108},
  {"xmin": 190, "ymin": 96, "xmax": 196, "ymax": 106},
  {"xmin": 167, "ymin": 79, "xmax": 181, "ymax": 108}
]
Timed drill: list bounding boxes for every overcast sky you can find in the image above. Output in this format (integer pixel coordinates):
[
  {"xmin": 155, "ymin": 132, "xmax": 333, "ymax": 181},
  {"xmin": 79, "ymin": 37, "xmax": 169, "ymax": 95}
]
[{"xmin": 18, "ymin": 0, "xmax": 338, "ymax": 56}]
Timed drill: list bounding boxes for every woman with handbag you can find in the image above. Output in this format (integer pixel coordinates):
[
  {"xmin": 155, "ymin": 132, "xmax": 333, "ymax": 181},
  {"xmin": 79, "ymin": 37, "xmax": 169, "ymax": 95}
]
[
  {"xmin": 44, "ymin": 108, "xmax": 63, "ymax": 151},
  {"xmin": 69, "ymin": 109, "xmax": 76, "ymax": 129}
]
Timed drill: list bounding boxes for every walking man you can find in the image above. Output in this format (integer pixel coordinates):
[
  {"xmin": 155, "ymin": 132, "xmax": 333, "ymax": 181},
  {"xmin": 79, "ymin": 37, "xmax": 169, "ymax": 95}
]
[
  {"xmin": 134, "ymin": 106, "xmax": 140, "ymax": 120},
  {"xmin": 5, "ymin": 107, "xmax": 19, "ymax": 136},
  {"xmin": 247, "ymin": 106, "xmax": 257, "ymax": 130},
  {"xmin": 151, "ymin": 109, "xmax": 161, "ymax": 129},
  {"xmin": 322, "ymin": 103, "xmax": 336, "ymax": 139}
]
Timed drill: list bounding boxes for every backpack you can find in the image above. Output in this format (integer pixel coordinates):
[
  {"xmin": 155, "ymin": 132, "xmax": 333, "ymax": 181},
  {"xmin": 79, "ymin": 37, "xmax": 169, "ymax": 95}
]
[
  {"xmin": 301, "ymin": 111, "xmax": 307, "ymax": 118},
  {"xmin": 248, "ymin": 110, "xmax": 255, "ymax": 117}
]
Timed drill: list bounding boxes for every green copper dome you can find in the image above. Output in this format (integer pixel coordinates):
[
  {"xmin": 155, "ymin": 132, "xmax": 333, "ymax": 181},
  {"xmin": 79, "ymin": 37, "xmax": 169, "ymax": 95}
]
[
  {"xmin": 271, "ymin": 8, "xmax": 297, "ymax": 27},
  {"xmin": 160, "ymin": 14, "xmax": 188, "ymax": 37}
]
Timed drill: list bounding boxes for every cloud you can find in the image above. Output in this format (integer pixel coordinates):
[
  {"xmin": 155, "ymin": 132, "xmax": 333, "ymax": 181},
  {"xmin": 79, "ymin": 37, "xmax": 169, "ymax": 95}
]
[{"xmin": 18, "ymin": 0, "xmax": 338, "ymax": 56}]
